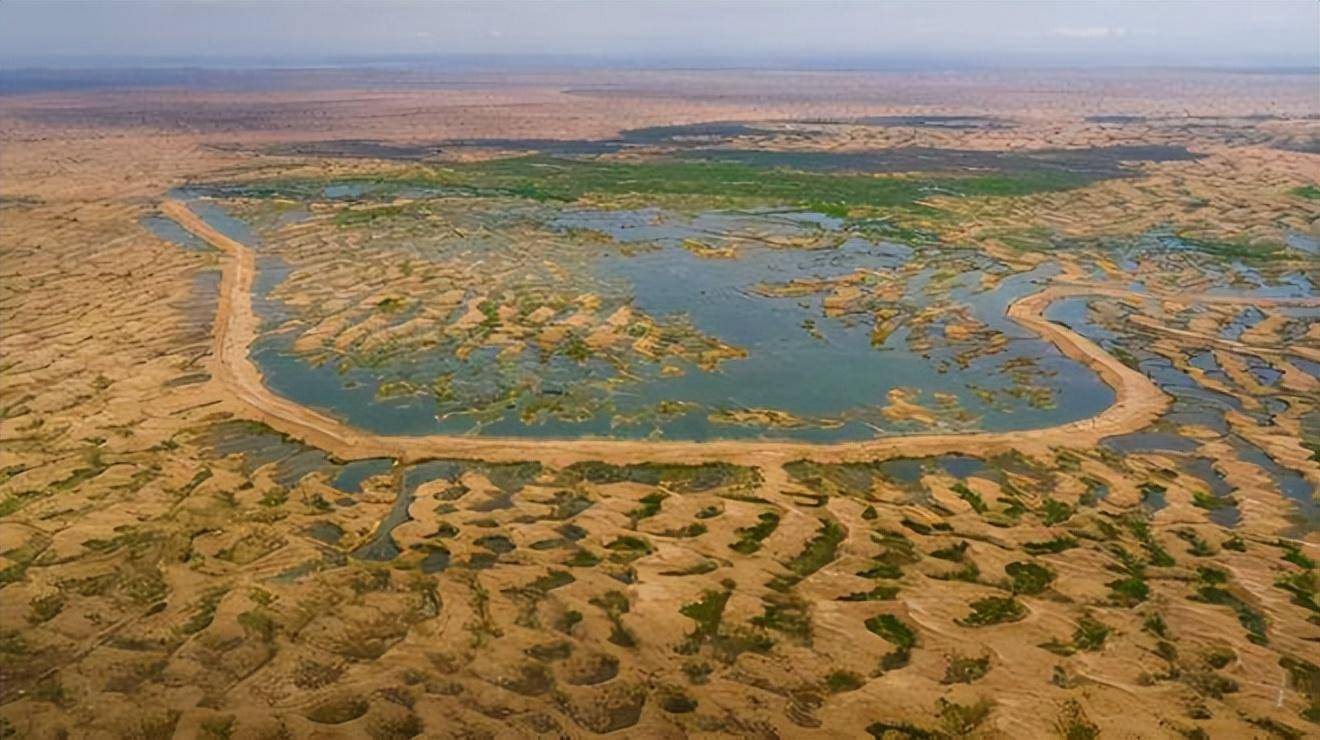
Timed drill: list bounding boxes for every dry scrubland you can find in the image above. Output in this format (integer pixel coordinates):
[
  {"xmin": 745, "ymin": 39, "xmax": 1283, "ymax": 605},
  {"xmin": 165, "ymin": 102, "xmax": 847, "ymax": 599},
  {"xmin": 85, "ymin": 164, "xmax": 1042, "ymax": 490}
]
[{"xmin": 1, "ymin": 69, "xmax": 1319, "ymax": 738}]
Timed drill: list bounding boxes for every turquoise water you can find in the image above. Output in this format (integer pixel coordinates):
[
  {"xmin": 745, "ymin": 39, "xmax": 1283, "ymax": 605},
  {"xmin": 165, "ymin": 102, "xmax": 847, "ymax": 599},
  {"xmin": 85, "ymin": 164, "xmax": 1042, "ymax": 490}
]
[{"xmin": 195, "ymin": 200, "xmax": 1115, "ymax": 441}]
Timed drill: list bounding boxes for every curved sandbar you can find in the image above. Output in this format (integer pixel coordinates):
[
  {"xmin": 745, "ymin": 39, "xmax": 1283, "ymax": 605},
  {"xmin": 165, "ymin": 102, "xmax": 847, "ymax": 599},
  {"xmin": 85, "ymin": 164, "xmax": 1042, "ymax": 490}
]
[{"xmin": 164, "ymin": 197, "xmax": 1294, "ymax": 468}]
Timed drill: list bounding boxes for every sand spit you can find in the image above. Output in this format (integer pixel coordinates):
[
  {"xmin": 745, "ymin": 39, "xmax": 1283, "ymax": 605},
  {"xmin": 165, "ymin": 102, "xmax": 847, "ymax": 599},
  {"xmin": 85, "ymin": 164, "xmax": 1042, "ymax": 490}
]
[{"xmin": 155, "ymin": 197, "xmax": 1273, "ymax": 468}]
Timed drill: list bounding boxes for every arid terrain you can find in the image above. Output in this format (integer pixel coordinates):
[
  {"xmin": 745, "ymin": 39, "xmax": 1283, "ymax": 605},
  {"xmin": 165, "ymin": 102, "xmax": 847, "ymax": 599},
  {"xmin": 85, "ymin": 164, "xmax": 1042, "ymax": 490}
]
[{"xmin": 1, "ymin": 68, "xmax": 1318, "ymax": 739}]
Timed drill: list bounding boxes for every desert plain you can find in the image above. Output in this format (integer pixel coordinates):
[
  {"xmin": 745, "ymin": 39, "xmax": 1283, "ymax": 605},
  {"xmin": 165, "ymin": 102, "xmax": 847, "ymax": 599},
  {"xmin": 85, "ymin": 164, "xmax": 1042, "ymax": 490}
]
[{"xmin": 0, "ymin": 67, "xmax": 1318, "ymax": 738}]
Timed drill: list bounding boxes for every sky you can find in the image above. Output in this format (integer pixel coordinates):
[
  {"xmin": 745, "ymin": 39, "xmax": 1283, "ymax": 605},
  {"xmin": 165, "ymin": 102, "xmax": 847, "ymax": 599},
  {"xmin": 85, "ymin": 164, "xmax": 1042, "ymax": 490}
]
[{"xmin": 1, "ymin": 0, "xmax": 1316, "ymax": 69}]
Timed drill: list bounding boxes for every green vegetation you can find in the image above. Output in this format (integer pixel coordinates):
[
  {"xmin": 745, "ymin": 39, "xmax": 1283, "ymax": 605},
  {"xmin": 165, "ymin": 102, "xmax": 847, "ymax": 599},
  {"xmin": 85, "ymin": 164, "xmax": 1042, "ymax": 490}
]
[
  {"xmin": 959, "ymin": 597, "xmax": 1026, "ymax": 627},
  {"xmin": 561, "ymin": 461, "xmax": 760, "ymax": 493},
  {"xmin": 729, "ymin": 511, "xmax": 780, "ymax": 554},
  {"xmin": 334, "ymin": 203, "xmax": 409, "ymax": 227},
  {"xmin": 590, "ymin": 590, "xmax": 637, "ymax": 647},
  {"xmin": 1279, "ymin": 540, "xmax": 1316, "ymax": 569},
  {"xmin": 1290, "ymin": 184, "xmax": 1320, "ymax": 200},
  {"xmin": 926, "ymin": 541, "xmax": 978, "ymax": 583},
  {"xmin": 1055, "ymin": 699, "xmax": 1100, "ymax": 740},
  {"xmin": 438, "ymin": 155, "xmax": 1091, "ymax": 212},
  {"xmin": 866, "ymin": 720, "xmax": 938, "ymax": 739},
  {"xmin": 865, "ymin": 613, "xmax": 917, "ymax": 649},
  {"xmin": 951, "ymin": 482, "xmax": 987, "ymax": 513},
  {"xmin": 306, "ymin": 696, "xmax": 369, "ymax": 724},
  {"xmin": 1107, "ymin": 575, "xmax": 1149, "ymax": 606},
  {"xmin": 943, "ymin": 654, "xmax": 991, "ymax": 684},
  {"xmin": 1177, "ymin": 529, "xmax": 1215, "ymax": 557},
  {"xmin": 604, "ymin": 535, "xmax": 652, "ymax": 562},
  {"xmin": 1279, "ymin": 656, "xmax": 1320, "ymax": 723},
  {"xmin": 752, "ymin": 593, "xmax": 812, "ymax": 642},
  {"xmin": 628, "ymin": 492, "xmax": 667, "ymax": 526},
  {"xmin": 1042, "ymin": 622, "xmax": 1110, "ymax": 657},
  {"xmin": 658, "ymin": 688, "xmax": 699, "ymax": 714},
  {"xmin": 930, "ymin": 540, "xmax": 969, "ymax": 562},
  {"xmin": 1005, "ymin": 561, "xmax": 1055, "ymax": 595},
  {"xmin": 825, "ymin": 669, "xmax": 865, "ymax": 693},
  {"xmin": 677, "ymin": 585, "xmax": 775, "ymax": 662},
  {"xmin": 179, "ymin": 588, "xmax": 228, "ymax": 635},
  {"xmin": 865, "ymin": 613, "xmax": 916, "ymax": 671},
  {"xmin": 937, "ymin": 697, "xmax": 995, "ymax": 736},
  {"xmin": 1040, "ymin": 498, "xmax": 1074, "ymax": 525},
  {"xmin": 1126, "ymin": 517, "xmax": 1176, "ymax": 566},
  {"xmin": 1276, "ymin": 568, "xmax": 1319, "ymax": 615},
  {"xmin": 838, "ymin": 584, "xmax": 901, "ymax": 602},
  {"xmin": 784, "ymin": 460, "xmax": 887, "ymax": 498},
  {"xmin": 556, "ymin": 610, "xmax": 583, "ymax": 634},
  {"xmin": 1190, "ymin": 576, "xmax": 1269, "ymax": 645},
  {"xmin": 1023, "ymin": 535, "xmax": 1078, "ymax": 555},
  {"xmin": 27, "ymin": 593, "xmax": 65, "ymax": 624},
  {"xmin": 1105, "ymin": 544, "xmax": 1151, "ymax": 607},
  {"xmin": 680, "ymin": 589, "xmax": 730, "ymax": 642},
  {"xmin": 564, "ymin": 548, "xmax": 601, "ymax": 567},
  {"xmin": 1204, "ymin": 646, "xmax": 1235, "ymax": 670},
  {"xmin": 1191, "ymin": 490, "xmax": 1235, "ymax": 511},
  {"xmin": 773, "ymin": 518, "xmax": 845, "ymax": 588},
  {"xmin": 1174, "ymin": 234, "xmax": 1290, "ymax": 263}
]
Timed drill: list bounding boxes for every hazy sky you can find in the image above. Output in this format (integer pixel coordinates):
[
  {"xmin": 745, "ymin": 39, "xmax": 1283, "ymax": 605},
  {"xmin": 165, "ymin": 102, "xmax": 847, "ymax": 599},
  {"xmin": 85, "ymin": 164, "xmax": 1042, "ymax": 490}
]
[{"xmin": 1, "ymin": 0, "xmax": 1316, "ymax": 68}]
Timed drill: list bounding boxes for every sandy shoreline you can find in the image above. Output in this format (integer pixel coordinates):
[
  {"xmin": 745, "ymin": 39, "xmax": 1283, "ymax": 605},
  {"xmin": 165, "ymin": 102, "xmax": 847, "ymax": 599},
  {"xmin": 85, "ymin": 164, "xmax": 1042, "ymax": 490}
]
[{"xmin": 163, "ymin": 198, "xmax": 1316, "ymax": 467}]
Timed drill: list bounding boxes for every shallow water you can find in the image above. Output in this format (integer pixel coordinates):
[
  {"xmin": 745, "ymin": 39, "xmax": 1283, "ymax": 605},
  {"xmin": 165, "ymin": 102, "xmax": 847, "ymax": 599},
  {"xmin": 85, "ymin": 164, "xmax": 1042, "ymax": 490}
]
[
  {"xmin": 142, "ymin": 215, "xmax": 214, "ymax": 251},
  {"xmin": 1181, "ymin": 457, "xmax": 1240, "ymax": 528},
  {"xmin": 1102, "ymin": 432, "xmax": 1200, "ymax": 454},
  {"xmin": 1230, "ymin": 436, "xmax": 1318, "ymax": 529},
  {"xmin": 197, "ymin": 199, "xmax": 1116, "ymax": 441},
  {"xmin": 331, "ymin": 458, "xmax": 394, "ymax": 494}
]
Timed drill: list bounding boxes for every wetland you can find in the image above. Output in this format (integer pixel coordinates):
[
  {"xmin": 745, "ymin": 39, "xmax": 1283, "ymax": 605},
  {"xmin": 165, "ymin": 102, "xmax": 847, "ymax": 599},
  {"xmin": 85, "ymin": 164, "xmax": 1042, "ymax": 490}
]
[{"xmin": 2, "ymin": 66, "xmax": 1318, "ymax": 740}]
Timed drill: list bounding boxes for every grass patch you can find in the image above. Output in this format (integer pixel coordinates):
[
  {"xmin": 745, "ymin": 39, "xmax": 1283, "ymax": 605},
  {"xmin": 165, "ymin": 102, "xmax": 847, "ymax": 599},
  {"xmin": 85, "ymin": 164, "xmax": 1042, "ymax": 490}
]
[
  {"xmin": 865, "ymin": 613, "xmax": 916, "ymax": 671},
  {"xmin": 334, "ymin": 204, "xmax": 409, "ymax": 227},
  {"xmin": 1191, "ymin": 583, "xmax": 1269, "ymax": 645},
  {"xmin": 1279, "ymin": 655, "xmax": 1320, "ymax": 723},
  {"xmin": 958, "ymin": 597, "xmax": 1026, "ymax": 627},
  {"xmin": 1024, "ymin": 535, "xmax": 1078, "ymax": 555},
  {"xmin": 1275, "ymin": 569, "xmax": 1319, "ymax": 615},
  {"xmin": 628, "ymin": 492, "xmax": 667, "ymax": 527},
  {"xmin": 1174, "ymin": 234, "xmax": 1290, "ymax": 263},
  {"xmin": 1191, "ymin": 490, "xmax": 1235, "ymax": 511},
  {"xmin": 825, "ymin": 669, "xmax": 865, "ymax": 693},
  {"xmin": 775, "ymin": 518, "xmax": 846, "ymax": 587},
  {"xmin": 561, "ymin": 461, "xmax": 761, "ymax": 493},
  {"xmin": 838, "ymin": 584, "xmax": 900, "ymax": 602},
  {"xmin": 590, "ymin": 590, "xmax": 637, "ymax": 647},
  {"xmin": 442, "ymin": 155, "xmax": 1092, "ymax": 212},
  {"xmin": 679, "ymin": 585, "xmax": 776, "ymax": 662},
  {"xmin": 752, "ymin": 592, "xmax": 812, "ymax": 642},
  {"xmin": 1005, "ymin": 561, "xmax": 1054, "ymax": 595},
  {"xmin": 1040, "ymin": 498, "xmax": 1074, "ymax": 525},
  {"xmin": 942, "ymin": 654, "xmax": 991, "ymax": 684},
  {"xmin": 938, "ymin": 698, "xmax": 995, "ymax": 736},
  {"xmin": 1290, "ymin": 184, "xmax": 1320, "ymax": 200},
  {"xmin": 729, "ymin": 511, "xmax": 780, "ymax": 554},
  {"xmin": 1107, "ymin": 575, "xmax": 1149, "ymax": 607},
  {"xmin": 680, "ymin": 589, "xmax": 730, "ymax": 642},
  {"xmin": 951, "ymin": 482, "xmax": 986, "ymax": 513}
]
